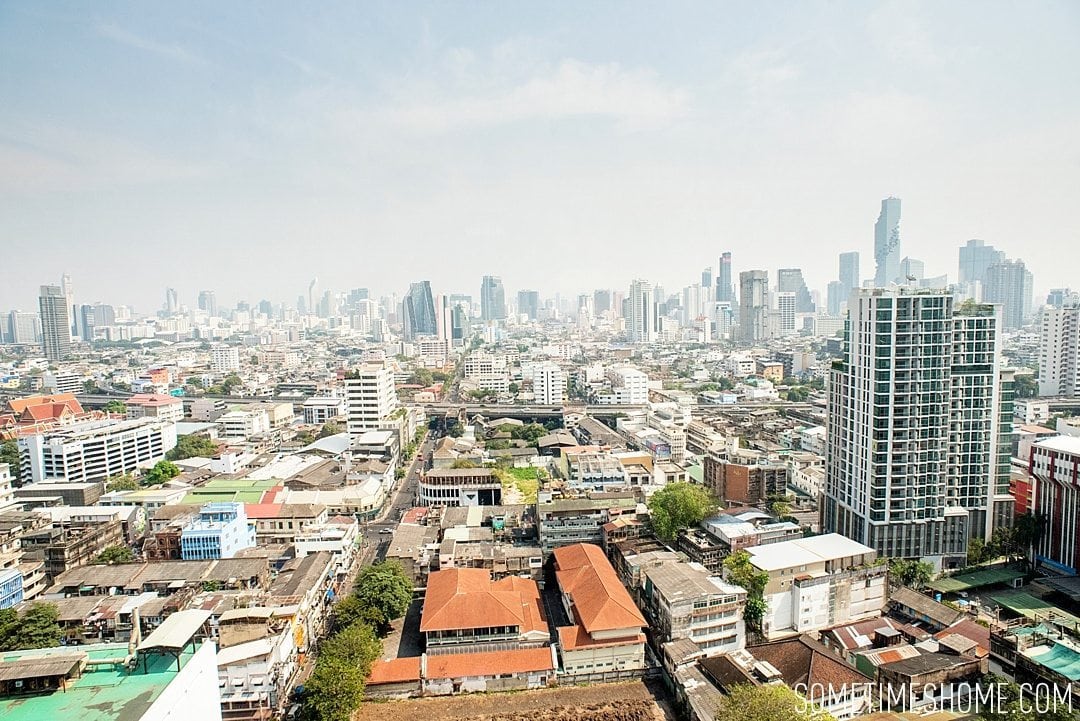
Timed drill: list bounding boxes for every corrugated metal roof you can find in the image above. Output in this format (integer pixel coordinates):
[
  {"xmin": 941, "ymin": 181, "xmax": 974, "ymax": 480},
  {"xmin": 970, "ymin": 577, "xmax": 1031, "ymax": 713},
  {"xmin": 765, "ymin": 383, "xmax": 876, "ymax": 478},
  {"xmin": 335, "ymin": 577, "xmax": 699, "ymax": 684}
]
[{"xmin": 138, "ymin": 609, "xmax": 212, "ymax": 651}]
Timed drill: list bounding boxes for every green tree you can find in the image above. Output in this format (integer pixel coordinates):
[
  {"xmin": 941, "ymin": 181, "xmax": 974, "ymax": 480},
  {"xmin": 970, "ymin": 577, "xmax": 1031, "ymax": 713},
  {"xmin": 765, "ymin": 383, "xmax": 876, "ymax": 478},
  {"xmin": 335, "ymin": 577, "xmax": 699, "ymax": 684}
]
[
  {"xmin": 765, "ymin": 494, "xmax": 791, "ymax": 520},
  {"xmin": 716, "ymin": 684, "xmax": 836, "ymax": 721},
  {"xmin": 447, "ymin": 422, "xmax": 464, "ymax": 438},
  {"xmin": 508, "ymin": 382, "xmax": 520, "ymax": 394},
  {"xmin": 1013, "ymin": 374, "xmax": 1038, "ymax": 399},
  {"xmin": 144, "ymin": 460, "xmax": 181, "ymax": 485},
  {"xmin": 331, "ymin": 595, "xmax": 368, "ymax": 632},
  {"xmin": 103, "ymin": 400, "xmax": 127, "ymax": 414},
  {"xmin": 302, "ymin": 622, "xmax": 381, "ymax": 721},
  {"xmin": 166, "ymin": 434, "xmax": 218, "ymax": 461},
  {"xmin": 0, "ymin": 603, "xmax": 62, "ymax": 651},
  {"xmin": 647, "ymin": 482, "xmax": 718, "ymax": 541},
  {"xmin": 976, "ymin": 673, "xmax": 1076, "ymax": 721},
  {"xmin": 94, "ymin": 545, "xmax": 134, "ymax": 564},
  {"xmin": 0, "ymin": 440, "xmax": 21, "ymax": 484},
  {"xmin": 511, "ymin": 423, "xmax": 548, "ymax": 445},
  {"xmin": 451, "ymin": 459, "xmax": 479, "ymax": 469},
  {"xmin": 408, "ymin": 368, "xmax": 434, "ymax": 387},
  {"xmin": 888, "ymin": 558, "xmax": 935, "ymax": 590},
  {"xmin": 353, "ymin": 561, "xmax": 413, "ymax": 632},
  {"xmin": 723, "ymin": 550, "xmax": 771, "ymax": 633},
  {"xmin": 106, "ymin": 474, "xmax": 139, "ymax": 492},
  {"xmin": 220, "ymin": 374, "xmax": 243, "ymax": 394},
  {"xmin": 967, "ymin": 537, "xmax": 989, "ymax": 566},
  {"xmin": 1013, "ymin": 513, "xmax": 1047, "ymax": 568},
  {"xmin": 295, "ymin": 430, "xmax": 316, "ymax": 445},
  {"xmin": 318, "ymin": 421, "xmax": 342, "ymax": 438}
]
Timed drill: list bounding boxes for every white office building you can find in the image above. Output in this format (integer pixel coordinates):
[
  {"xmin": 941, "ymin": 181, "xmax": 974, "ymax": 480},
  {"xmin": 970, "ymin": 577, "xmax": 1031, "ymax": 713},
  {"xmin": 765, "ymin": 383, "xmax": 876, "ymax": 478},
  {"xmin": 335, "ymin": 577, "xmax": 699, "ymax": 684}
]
[
  {"xmin": 606, "ymin": 367, "xmax": 649, "ymax": 404},
  {"xmin": 217, "ymin": 408, "xmax": 270, "ymax": 439},
  {"xmin": 1039, "ymin": 304, "xmax": 1080, "ymax": 397},
  {"xmin": 210, "ymin": 345, "xmax": 241, "ymax": 373},
  {"xmin": 531, "ymin": 362, "xmax": 566, "ymax": 405},
  {"xmin": 18, "ymin": 417, "xmax": 178, "ymax": 484},
  {"xmin": 345, "ymin": 364, "xmax": 400, "ymax": 435}
]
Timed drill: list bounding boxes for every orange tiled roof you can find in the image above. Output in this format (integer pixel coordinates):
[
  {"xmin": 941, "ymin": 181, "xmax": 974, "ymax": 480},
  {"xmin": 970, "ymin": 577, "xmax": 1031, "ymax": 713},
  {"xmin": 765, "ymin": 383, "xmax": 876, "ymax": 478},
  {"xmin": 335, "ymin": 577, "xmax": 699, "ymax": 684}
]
[
  {"xmin": 557, "ymin": 625, "xmax": 645, "ymax": 650},
  {"xmin": 127, "ymin": 393, "xmax": 182, "ymax": 406},
  {"xmin": 7, "ymin": 393, "xmax": 82, "ymax": 414},
  {"xmin": 244, "ymin": 503, "xmax": 282, "ymax": 519},
  {"xmin": 553, "ymin": 543, "xmax": 645, "ymax": 633},
  {"xmin": 420, "ymin": 568, "xmax": 546, "ymax": 634},
  {"xmin": 368, "ymin": 657, "xmax": 422, "ymax": 684},
  {"xmin": 424, "ymin": 647, "xmax": 554, "ymax": 680}
]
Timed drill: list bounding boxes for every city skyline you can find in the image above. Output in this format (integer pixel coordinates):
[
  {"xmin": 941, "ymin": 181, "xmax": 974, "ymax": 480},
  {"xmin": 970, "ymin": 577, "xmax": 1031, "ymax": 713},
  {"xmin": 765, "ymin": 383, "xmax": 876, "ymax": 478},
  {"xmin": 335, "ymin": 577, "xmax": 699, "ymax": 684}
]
[{"xmin": 2, "ymin": 2, "xmax": 1078, "ymax": 309}]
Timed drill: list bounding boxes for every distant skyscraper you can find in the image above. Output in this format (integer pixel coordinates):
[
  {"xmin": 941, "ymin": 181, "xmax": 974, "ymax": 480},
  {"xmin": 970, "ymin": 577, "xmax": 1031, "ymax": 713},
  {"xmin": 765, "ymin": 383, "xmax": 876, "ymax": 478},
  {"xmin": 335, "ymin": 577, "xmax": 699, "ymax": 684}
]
[
  {"xmin": 873, "ymin": 197, "xmax": 902, "ymax": 286},
  {"xmin": 5, "ymin": 310, "xmax": 39, "ymax": 345},
  {"xmin": 593, "ymin": 290, "xmax": 612, "ymax": 315},
  {"xmin": 958, "ymin": 239, "xmax": 1006, "ymax": 285},
  {"xmin": 61, "ymin": 273, "xmax": 76, "ymax": 338},
  {"xmin": 402, "ymin": 281, "xmax": 437, "ymax": 339},
  {"xmin": 777, "ymin": 268, "xmax": 814, "ymax": 312},
  {"xmin": 76, "ymin": 304, "xmax": 96, "ymax": 342},
  {"xmin": 826, "ymin": 281, "xmax": 845, "ymax": 317},
  {"xmin": 984, "ymin": 259, "xmax": 1034, "ymax": 330},
  {"xmin": 701, "ymin": 267, "xmax": 713, "ymax": 290},
  {"xmin": 165, "ymin": 287, "xmax": 178, "ymax": 314},
  {"xmin": 480, "ymin": 276, "xmax": 506, "ymax": 321},
  {"xmin": 627, "ymin": 279, "xmax": 658, "ymax": 343},
  {"xmin": 1039, "ymin": 304, "xmax": 1080, "ymax": 397},
  {"xmin": 197, "ymin": 290, "xmax": 217, "ymax": 318},
  {"xmin": 738, "ymin": 270, "xmax": 769, "ymax": 342},
  {"xmin": 899, "ymin": 257, "xmax": 924, "ymax": 281},
  {"xmin": 296, "ymin": 295, "xmax": 307, "ymax": 316},
  {"xmin": 39, "ymin": 284, "xmax": 72, "ymax": 361},
  {"xmin": 717, "ymin": 252, "xmax": 733, "ymax": 302},
  {"xmin": 775, "ymin": 291, "xmax": 797, "ymax": 336},
  {"xmin": 308, "ymin": 277, "xmax": 318, "ymax": 316},
  {"xmin": 823, "ymin": 288, "xmax": 1013, "ymax": 560},
  {"xmin": 517, "ymin": 290, "xmax": 540, "ymax": 320},
  {"xmin": 838, "ymin": 252, "xmax": 860, "ymax": 296},
  {"xmin": 1047, "ymin": 289, "xmax": 1077, "ymax": 308}
]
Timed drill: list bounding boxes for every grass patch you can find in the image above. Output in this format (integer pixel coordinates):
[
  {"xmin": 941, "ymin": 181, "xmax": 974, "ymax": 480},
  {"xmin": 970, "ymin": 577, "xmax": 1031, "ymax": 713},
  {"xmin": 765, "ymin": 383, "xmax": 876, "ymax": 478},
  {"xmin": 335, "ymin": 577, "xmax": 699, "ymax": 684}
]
[{"xmin": 501, "ymin": 467, "xmax": 541, "ymax": 503}]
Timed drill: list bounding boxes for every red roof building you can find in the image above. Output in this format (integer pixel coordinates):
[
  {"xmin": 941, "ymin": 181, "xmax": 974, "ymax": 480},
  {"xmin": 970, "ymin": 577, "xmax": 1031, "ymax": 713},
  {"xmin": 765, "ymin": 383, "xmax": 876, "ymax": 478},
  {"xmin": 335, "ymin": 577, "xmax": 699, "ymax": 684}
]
[{"xmin": 551, "ymin": 542, "xmax": 646, "ymax": 675}]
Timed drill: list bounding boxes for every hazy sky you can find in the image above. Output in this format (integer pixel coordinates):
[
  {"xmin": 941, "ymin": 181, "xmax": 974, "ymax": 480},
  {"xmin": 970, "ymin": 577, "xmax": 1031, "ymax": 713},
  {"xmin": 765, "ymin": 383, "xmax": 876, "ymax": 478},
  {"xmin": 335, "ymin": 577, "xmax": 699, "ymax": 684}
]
[{"xmin": 1, "ymin": 1, "xmax": 1078, "ymax": 312}]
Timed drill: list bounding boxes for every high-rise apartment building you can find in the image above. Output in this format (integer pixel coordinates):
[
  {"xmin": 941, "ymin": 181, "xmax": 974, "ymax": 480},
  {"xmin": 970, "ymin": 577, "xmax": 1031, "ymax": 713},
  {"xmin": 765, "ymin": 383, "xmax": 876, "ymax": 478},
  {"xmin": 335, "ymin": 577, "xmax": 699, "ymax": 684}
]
[
  {"xmin": 958, "ymin": 239, "xmax": 1005, "ymax": 285},
  {"xmin": 984, "ymin": 259, "xmax": 1033, "ymax": 330},
  {"xmin": 627, "ymin": 279, "xmax": 658, "ymax": 343},
  {"xmin": 531, "ymin": 362, "xmax": 567, "ymax": 405},
  {"xmin": 197, "ymin": 290, "xmax": 217, "ymax": 318},
  {"xmin": 873, "ymin": 197, "xmax": 902, "ymax": 286},
  {"xmin": 5, "ymin": 310, "xmax": 39, "ymax": 345},
  {"xmin": 717, "ymin": 252, "xmax": 733, "ymax": 302},
  {"xmin": 344, "ymin": 364, "xmax": 400, "ymax": 435},
  {"xmin": 402, "ymin": 281, "xmax": 437, "ymax": 339},
  {"xmin": 1038, "ymin": 304, "xmax": 1080, "ymax": 397},
  {"xmin": 517, "ymin": 290, "xmax": 540, "ymax": 320},
  {"xmin": 839, "ymin": 252, "xmax": 860, "ymax": 296},
  {"xmin": 823, "ymin": 289, "xmax": 1014, "ymax": 563},
  {"xmin": 701, "ymin": 267, "xmax": 713, "ymax": 289},
  {"xmin": 480, "ymin": 276, "xmax": 506, "ymax": 321},
  {"xmin": 775, "ymin": 292, "xmax": 797, "ymax": 336},
  {"xmin": 39, "ymin": 284, "xmax": 72, "ymax": 361},
  {"xmin": 738, "ymin": 270, "xmax": 769, "ymax": 343},
  {"xmin": 777, "ymin": 268, "xmax": 814, "ymax": 312}
]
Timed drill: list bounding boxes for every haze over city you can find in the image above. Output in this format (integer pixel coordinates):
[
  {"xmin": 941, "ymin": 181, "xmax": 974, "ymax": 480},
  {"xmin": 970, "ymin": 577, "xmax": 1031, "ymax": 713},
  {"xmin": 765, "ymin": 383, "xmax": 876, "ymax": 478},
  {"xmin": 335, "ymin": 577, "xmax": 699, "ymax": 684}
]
[{"xmin": 2, "ymin": 1, "xmax": 1079, "ymax": 310}]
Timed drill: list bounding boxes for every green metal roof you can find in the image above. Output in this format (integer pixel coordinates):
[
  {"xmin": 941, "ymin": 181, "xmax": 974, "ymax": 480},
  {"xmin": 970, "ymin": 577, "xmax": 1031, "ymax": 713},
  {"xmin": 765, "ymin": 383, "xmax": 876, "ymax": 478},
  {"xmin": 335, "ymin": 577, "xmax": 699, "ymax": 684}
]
[
  {"xmin": 990, "ymin": 591, "xmax": 1080, "ymax": 629},
  {"xmin": 926, "ymin": 567, "xmax": 1024, "ymax": 593},
  {"xmin": 1, "ymin": 642, "xmax": 201, "ymax": 721}
]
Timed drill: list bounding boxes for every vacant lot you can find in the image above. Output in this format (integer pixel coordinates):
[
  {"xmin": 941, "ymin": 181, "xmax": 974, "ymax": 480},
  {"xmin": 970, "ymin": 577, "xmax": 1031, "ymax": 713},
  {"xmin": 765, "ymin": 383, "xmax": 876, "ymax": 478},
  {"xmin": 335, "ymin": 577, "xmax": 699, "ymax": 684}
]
[{"xmin": 356, "ymin": 680, "xmax": 669, "ymax": 721}]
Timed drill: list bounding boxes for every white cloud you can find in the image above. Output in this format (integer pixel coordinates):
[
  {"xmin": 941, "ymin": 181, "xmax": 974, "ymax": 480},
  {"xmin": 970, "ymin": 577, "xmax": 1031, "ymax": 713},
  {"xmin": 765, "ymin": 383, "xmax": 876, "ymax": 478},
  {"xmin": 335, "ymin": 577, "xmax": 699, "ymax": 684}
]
[
  {"xmin": 96, "ymin": 22, "xmax": 206, "ymax": 65},
  {"xmin": 368, "ymin": 58, "xmax": 689, "ymax": 133}
]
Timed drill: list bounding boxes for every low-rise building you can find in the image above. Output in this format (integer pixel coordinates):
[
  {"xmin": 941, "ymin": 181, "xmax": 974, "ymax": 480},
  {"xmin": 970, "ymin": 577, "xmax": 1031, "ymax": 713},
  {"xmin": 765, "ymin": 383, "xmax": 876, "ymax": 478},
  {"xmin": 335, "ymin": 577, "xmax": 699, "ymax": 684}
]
[
  {"xmin": 642, "ymin": 560, "xmax": 747, "ymax": 654},
  {"xmin": 126, "ymin": 393, "xmax": 185, "ymax": 424},
  {"xmin": 552, "ymin": 543, "xmax": 647, "ymax": 676},
  {"xmin": 746, "ymin": 533, "xmax": 886, "ymax": 639},
  {"xmin": 419, "ymin": 468, "xmax": 502, "ymax": 507},
  {"xmin": 536, "ymin": 490, "xmax": 639, "ymax": 553},
  {"xmin": 180, "ymin": 503, "xmax": 256, "ymax": 561},
  {"xmin": 419, "ymin": 567, "xmax": 549, "ymax": 655}
]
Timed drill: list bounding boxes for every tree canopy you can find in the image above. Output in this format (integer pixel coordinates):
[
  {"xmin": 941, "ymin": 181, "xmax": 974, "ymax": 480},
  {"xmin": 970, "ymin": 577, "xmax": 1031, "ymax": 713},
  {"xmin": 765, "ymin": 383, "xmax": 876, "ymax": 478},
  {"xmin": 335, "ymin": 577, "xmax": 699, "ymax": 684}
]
[
  {"xmin": 647, "ymin": 482, "xmax": 718, "ymax": 541},
  {"xmin": 106, "ymin": 474, "xmax": 140, "ymax": 492},
  {"xmin": 353, "ymin": 561, "xmax": 413, "ymax": 631},
  {"xmin": 303, "ymin": 621, "xmax": 380, "ymax": 721},
  {"xmin": 318, "ymin": 421, "xmax": 342, "ymax": 438},
  {"xmin": 166, "ymin": 434, "xmax": 218, "ymax": 461},
  {"xmin": 723, "ymin": 550, "xmax": 771, "ymax": 633},
  {"xmin": 94, "ymin": 545, "xmax": 134, "ymax": 565},
  {"xmin": 144, "ymin": 460, "xmax": 181, "ymax": 485},
  {"xmin": 0, "ymin": 603, "xmax": 61, "ymax": 651},
  {"xmin": 103, "ymin": 400, "xmax": 127, "ymax": 414},
  {"xmin": 716, "ymin": 684, "xmax": 836, "ymax": 721},
  {"xmin": 888, "ymin": 558, "xmax": 935, "ymax": 590},
  {"xmin": 1, "ymin": 440, "xmax": 22, "ymax": 484}
]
